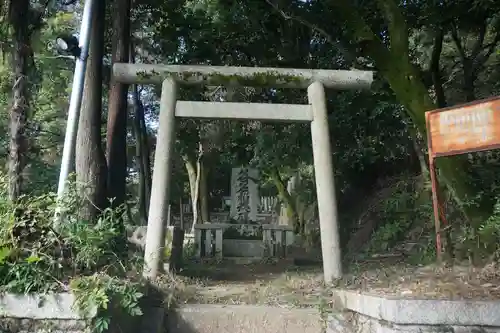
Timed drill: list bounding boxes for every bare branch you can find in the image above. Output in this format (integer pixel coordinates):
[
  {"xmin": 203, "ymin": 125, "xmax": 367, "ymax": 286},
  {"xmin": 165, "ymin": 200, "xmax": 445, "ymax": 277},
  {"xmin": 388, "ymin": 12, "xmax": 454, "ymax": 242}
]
[{"xmin": 450, "ymin": 22, "xmax": 467, "ymax": 62}]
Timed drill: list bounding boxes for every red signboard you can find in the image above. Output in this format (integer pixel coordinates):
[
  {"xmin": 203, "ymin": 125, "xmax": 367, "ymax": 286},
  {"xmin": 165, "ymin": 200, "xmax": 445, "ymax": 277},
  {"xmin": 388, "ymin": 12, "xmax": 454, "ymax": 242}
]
[
  {"xmin": 426, "ymin": 97, "xmax": 500, "ymax": 157},
  {"xmin": 425, "ymin": 96, "xmax": 500, "ymax": 260}
]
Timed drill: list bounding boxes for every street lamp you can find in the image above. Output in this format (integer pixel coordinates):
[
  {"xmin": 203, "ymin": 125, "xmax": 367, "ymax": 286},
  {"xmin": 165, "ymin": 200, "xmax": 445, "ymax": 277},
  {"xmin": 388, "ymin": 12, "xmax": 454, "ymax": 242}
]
[
  {"xmin": 55, "ymin": 35, "xmax": 81, "ymax": 58},
  {"xmin": 55, "ymin": 0, "xmax": 96, "ymax": 227}
]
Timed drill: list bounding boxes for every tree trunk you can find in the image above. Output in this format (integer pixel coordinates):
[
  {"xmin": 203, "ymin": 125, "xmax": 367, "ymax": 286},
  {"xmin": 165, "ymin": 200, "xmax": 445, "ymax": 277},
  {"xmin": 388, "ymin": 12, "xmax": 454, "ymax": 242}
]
[
  {"xmin": 132, "ymin": 93, "xmax": 149, "ymax": 224},
  {"xmin": 184, "ymin": 146, "xmax": 203, "ymax": 234},
  {"xmin": 179, "ymin": 198, "xmax": 184, "ymax": 229},
  {"xmin": 106, "ymin": 0, "xmax": 131, "ymax": 206},
  {"xmin": 199, "ymin": 154, "xmax": 210, "ymax": 223},
  {"xmin": 450, "ymin": 23, "xmax": 483, "ymax": 103},
  {"xmin": 130, "ymin": 42, "xmax": 151, "ymax": 224},
  {"xmin": 75, "ymin": 0, "xmax": 108, "ymax": 221},
  {"xmin": 138, "ymin": 103, "xmax": 152, "ymax": 212},
  {"xmin": 192, "ymin": 156, "xmax": 201, "ymax": 232},
  {"xmin": 269, "ymin": 168, "xmax": 302, "ymax": 234},
  {"xmin": 430, "ymin": 29, "xmax": 446, "ymax": 108},
  {"xmin": 462, "ymin": 59, "xmax": 476, "ymax": 102},
  {"xmin": 329, "ymin": 0, "xmax": 487, "ymax": 220},
  {"xmin": 185, "ymin": 157, "xmax": 197, "ymax": 209},
  {"xmin": 8, "ymin": 0, "xmax": 32, "ymax": 202}
]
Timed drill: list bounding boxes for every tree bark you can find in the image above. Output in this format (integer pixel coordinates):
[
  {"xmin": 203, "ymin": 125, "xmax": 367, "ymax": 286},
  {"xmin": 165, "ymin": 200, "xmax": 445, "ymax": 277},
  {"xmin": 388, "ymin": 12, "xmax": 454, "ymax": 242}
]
[
  {"xmin": 450, "ymin": 22, "xmax": 485, "ymax": 103},
  {"xmin": 106, "ymin": 0, "xmax": 131, "ymax": 206},
  {"xmin": 430, "ymin": 29, "xmax": 446, "ymax": 108},
  {"xmin": 269, "ymin": 168, "xmax": 302, "ymax": 234},
  {"xmin": 179, "ymin": 198, "xmax": 184, "ymax": 229},
  {"xmin": 8, "ymin": 0, "xmax": 32, "ymax": 202},
  {"xmin": 130, "ymin": 42, "xmax": 151, "ymax": 224},
  {"xmin": 75, "ymin": 0, "xmax": 108, "ymax": 221},
  {"xmin": 184, "ymin": 145, "xmax": 203, "ymax": 234},
  {"xmin": 326, "ymin": 0, "xmax": 487, "ymax": 220},
  {"xmin": 132, "ymin": 90, "xmax": 151, "ymax": 224},
  {"xmin": 199, "ymin": 163, "xmax": 210, "ymax": 223}
]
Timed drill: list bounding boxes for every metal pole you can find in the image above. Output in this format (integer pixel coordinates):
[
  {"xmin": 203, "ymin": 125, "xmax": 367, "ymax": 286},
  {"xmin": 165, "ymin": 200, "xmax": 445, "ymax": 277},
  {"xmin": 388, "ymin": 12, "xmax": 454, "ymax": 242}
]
[
  {"xmin": 425, "ymin": 112, "xmax": 442, "ymax": 261},
  {"xmin": 55, "ymin": 0, "xmax": 96, "ymax": 215}
]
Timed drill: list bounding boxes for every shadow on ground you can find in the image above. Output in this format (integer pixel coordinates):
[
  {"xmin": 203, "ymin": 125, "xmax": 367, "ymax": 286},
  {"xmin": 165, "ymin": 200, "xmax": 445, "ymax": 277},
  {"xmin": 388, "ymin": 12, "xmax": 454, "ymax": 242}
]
[{"xmin": 178, "ymin": 259, "xmax": 323, "ymax": 283}]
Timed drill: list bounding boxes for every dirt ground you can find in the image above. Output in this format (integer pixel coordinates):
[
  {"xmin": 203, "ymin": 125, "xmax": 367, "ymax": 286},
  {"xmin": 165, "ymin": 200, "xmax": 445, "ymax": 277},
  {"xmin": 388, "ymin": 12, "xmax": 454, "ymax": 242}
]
[
  {"xmin": 339, "ymin": 259, "xmax": 500, "ymax": 300},
  {"xmin": 158, "ymin": 257, "xmax": 500, "ymax": 308},
  {"xmin": 160, "ymin": 259, "xmax": 329, "ymax": 307}
]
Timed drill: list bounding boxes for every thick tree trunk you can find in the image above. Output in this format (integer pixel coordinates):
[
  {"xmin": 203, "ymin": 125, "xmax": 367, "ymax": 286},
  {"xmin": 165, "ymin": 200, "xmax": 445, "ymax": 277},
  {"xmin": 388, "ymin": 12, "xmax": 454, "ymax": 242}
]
[
  {"xmin": 329, "ymin": 0, "xmax": 487, "ymax": 220},
  {"xmin": 106, "ymin": 0, "xmax": 131, "ymax": 206},
  {"xmin": 75, "ymin": 0, "xmax": 108, "ymax": 221},
  {"xmin": 8, "ymin": 0, "xmax": 32, "ymax": 202}
]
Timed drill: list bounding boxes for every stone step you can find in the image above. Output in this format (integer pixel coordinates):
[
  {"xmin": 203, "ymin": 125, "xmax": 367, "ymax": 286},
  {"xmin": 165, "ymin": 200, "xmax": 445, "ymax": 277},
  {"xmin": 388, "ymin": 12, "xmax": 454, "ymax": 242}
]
[{"xmin": 167, "ymin": 304, "xmax": 324, "ymax": 333}]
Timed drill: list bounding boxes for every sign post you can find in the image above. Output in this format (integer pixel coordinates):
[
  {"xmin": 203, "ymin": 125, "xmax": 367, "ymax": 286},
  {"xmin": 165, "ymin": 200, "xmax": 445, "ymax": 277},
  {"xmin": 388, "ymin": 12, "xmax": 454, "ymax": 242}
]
[{"xmin": 425, "ymin": 96, "xmax": 500, "ymax": 259}]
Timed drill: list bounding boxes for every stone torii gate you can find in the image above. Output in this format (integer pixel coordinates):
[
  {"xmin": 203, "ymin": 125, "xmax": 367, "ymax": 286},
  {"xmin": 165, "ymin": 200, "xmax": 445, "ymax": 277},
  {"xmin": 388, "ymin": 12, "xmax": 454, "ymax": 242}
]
[{"xmin": 112, "ymin": 63, "xmax": 373, "ymax": 283}]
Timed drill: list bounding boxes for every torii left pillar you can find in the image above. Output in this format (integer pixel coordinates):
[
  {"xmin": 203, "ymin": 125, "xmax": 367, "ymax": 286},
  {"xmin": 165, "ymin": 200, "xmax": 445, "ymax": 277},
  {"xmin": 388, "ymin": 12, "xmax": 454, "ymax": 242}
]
[{"xmin": 142, "ymin": 78, "xmax": 177, "ymax": 279}]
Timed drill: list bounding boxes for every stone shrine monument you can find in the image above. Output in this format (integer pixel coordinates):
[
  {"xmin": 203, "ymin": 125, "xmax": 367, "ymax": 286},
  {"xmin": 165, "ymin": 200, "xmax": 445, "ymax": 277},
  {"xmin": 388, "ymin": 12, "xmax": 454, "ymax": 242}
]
[{"xmin": 230, "ymin": 167, "xmax": 259, "ymax": 222}]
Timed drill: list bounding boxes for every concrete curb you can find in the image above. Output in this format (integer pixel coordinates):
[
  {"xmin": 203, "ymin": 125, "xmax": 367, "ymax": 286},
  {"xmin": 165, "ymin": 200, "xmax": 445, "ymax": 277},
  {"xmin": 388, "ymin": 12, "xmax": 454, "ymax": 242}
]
[
  {"xmin": 333, "ymin": 289, "xmax": 500, "ymax": 326},
  {"xmin": 0, "ymin": 293, "xmax": 95, "ymax": 320},
  {"xmin": 168, "ymin": 304, "xmax": 323, "ymax": 333}
]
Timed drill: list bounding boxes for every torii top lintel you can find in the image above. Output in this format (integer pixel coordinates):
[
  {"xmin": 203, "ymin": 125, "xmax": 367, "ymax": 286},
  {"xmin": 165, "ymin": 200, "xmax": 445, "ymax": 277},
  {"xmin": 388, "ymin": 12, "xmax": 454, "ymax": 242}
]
[{"xmin": 112, "ymin": 63, "xmax": 374, "ymax": 90}]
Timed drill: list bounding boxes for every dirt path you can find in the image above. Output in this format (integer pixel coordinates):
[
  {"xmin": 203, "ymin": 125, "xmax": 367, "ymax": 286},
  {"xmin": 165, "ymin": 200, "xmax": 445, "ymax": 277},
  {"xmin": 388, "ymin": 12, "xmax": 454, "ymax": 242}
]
[
  {"xmin": 161, "ymin": 260, "xmax": 329, "ymax": 307},
  {"xmin": 159, "ymin": 258, "xmax": 500, "ymax": 308}
]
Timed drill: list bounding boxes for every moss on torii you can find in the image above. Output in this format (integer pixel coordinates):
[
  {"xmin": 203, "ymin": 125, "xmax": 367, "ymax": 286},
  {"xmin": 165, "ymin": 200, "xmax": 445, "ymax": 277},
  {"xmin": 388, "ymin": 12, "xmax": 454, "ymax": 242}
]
[{"xmin": 116, "ymin": 63, "xmax": 373, "ymax": 89}]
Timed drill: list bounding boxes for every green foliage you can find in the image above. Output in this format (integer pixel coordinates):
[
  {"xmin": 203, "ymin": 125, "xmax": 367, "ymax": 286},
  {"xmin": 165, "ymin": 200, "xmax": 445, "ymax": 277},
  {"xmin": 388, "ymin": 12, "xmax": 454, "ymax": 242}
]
[
  {"xmin": 369, "ymin": 176, "xmax": 433, "ymax": 253},
  {"xmin": 0, "ymin": 10, "xmax": 75, "ymax": 192},
  {"xmin": 453, "ymin": 197, "xmax": 500, "ymax": 261},
  {"xmin": 182, "ymin": 240, "xmax": 198, "ymax": 259},
  {"xmin": 71, "ymin": 274, "xmax": 144, "ymax": 332},
  {"xmin": 0, "ymin": 0, "xmax": 498, "ymax": 281},
  {"xmin": 0, "ymin": 174, "xmax": 144, "ymax": 332},
  {"xmin": 479, "ymin": 200, "xmax": 500, "ymax": 246}
]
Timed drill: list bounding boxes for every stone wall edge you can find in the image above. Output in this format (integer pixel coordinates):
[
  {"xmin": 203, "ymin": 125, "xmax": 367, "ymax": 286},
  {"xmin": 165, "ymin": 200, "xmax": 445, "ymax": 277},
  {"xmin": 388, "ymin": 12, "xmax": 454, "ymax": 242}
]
[{"xmin": 333, "ymin": 289, "xmax": 500, "ymax": 326}]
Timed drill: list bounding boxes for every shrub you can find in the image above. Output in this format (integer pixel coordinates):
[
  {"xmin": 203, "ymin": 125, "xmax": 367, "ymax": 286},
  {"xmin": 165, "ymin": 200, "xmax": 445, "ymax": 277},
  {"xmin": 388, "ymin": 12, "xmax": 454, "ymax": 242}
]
[{"xmin": 0, "ymin": 175, "xmax": 144, "ymax": 332}]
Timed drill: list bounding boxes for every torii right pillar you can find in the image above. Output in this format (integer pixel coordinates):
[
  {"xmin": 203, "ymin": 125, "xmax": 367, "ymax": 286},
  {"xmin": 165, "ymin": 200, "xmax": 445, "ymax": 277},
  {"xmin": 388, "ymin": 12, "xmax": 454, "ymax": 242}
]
[{"xmin": 308, "ymin": 81, "xmax": 342, "ymax": 283}]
